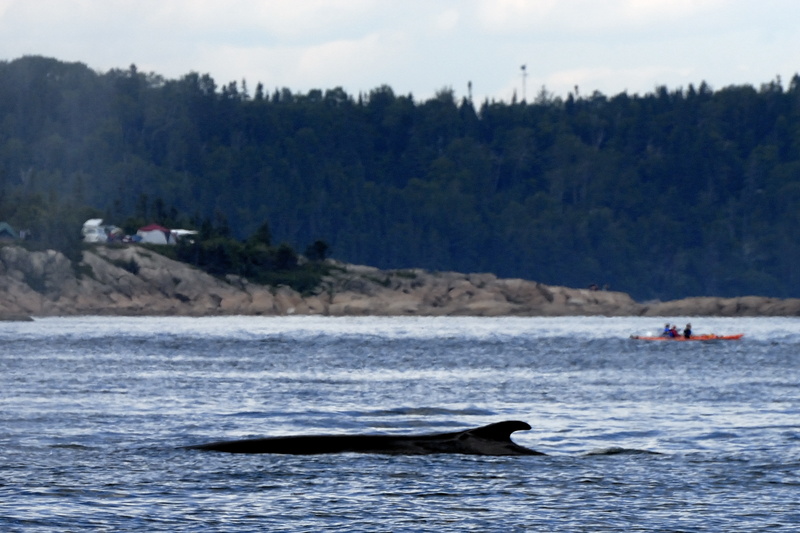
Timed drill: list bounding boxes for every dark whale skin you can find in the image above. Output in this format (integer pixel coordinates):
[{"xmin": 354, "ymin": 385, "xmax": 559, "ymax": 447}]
[{"xmin": 186, "ymin": 420, "xmax": 544, "ymax": 456}]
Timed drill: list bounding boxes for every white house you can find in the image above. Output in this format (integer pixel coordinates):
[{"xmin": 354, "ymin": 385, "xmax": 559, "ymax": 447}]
[{"xmin": 82, "ymin": 219, "xmax": 107, "ymax": 243}]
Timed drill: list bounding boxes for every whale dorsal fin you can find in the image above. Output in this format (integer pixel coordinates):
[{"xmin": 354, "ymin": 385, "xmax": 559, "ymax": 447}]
[{"xmin": 464, "ymin": 420, "xmax": 532, "ymax": 441}]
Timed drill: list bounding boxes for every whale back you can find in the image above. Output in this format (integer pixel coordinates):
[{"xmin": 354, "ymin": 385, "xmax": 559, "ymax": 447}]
[{"xmin": 186, "ymin": 420, "xmax": 544, "ymax": 456}]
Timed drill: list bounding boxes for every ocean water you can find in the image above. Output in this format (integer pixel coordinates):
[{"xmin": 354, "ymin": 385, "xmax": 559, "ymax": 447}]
[{"xmin": 1, "ymin": 315, "xmax": 798, "ymax": 531}]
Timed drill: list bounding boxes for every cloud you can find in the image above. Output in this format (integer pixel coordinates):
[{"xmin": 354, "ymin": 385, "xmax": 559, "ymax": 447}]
[
  {"xmin": 204, "ymin": 0, "xmax": 389, "ymax": 45},
  {"xmin": 473, "ymin": 0, "xmax": 558, "ymax": 33},
  {"xmin": 1, "ymin": 0, "xmax": 799, "ymax": 104},
  {"xmin": 433, "ymin": 8, "xmax": 460, "ymax": 33},
  {"xmin": 624, "ymin": 0, "xmax": 727, "ymax": 22},
  {"xmin": 472, "ymin": 0, "xmax": 726, "ymax": 35}
]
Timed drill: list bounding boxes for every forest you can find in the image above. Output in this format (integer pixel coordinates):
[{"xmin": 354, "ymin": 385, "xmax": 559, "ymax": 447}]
[{"xmin": 1, "ymin": 55, "xmax": 799, "ymax": 301}]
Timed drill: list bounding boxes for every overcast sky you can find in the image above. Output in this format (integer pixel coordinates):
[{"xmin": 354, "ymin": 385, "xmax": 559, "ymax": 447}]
[{"xmin": 2, "ymin": 0, "xmax": 798, "ymax": 103}]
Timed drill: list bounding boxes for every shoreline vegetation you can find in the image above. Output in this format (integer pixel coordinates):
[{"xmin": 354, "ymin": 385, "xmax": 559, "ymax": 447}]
[
  {"xmin": 2, "ymin": 245, "xmax": 799, "ymax": 321},
  {"xmin": 4, "ymin": 57, "xmax": 800, "ymax": 303}
]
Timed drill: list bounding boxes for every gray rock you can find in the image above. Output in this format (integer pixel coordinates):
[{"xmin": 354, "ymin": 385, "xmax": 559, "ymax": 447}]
[{"xmin": 1, "ymin": 245, "xmax": 798, "ymax": 319}]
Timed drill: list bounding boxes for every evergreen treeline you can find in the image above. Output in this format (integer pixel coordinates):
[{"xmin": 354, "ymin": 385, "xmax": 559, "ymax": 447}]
[{"xmin": 2, "ymin": 55, "xmax": 800, "ymax": 300}]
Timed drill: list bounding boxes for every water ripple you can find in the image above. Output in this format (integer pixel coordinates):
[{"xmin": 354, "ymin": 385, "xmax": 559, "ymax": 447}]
[{"xmin": 2, "ymin": 316, "xmax": 800, "ymax": 531}]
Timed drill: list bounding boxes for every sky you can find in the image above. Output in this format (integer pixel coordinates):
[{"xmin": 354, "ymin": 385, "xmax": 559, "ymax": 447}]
[{"xmin": 1, "ymin": 0, "xmax": 799, "ymax": 103}]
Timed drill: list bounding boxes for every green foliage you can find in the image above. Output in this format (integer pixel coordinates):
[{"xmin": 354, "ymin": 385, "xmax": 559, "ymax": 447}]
[
  {"xmin": 249, "ymin": 221, "xmax": 272, "ymax": 247},
  {"xmin": 304, "ymin": 239, "xmax": 329, "ymax": 262},
  {"xmin": 254, "ymin": 262, "xmax": 330, "ymax": 295},
  {"xmin": 0, "ymin": 188, "xmax": 90, "ymax": 264},
  {"xmin": 178, "ymin": 237, "xmax": 245, "ymax": 277},
  {"xmin": 5, "ymin": 55, "xmax": 800, "ymax": 299},
  {"xmin": 172, "ymin": 229, "xmax": 326, "ymax": 293}
]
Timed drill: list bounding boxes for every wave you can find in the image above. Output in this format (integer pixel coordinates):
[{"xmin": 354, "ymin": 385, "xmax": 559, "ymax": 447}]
[{"xmin": 583, "ymin": 447, "xmax": 663, "ymax": 456}]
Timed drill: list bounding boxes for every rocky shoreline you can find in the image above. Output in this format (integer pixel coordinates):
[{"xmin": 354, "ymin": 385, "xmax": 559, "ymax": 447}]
[{"xmin": 1, "ymin": 245, "xmax": 799, "ymax": 320}]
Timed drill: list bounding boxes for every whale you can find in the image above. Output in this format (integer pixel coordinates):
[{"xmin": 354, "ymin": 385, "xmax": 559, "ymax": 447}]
[{"xmin": 185, "ymin": 420, "xmax": 545, "ymax": 456}]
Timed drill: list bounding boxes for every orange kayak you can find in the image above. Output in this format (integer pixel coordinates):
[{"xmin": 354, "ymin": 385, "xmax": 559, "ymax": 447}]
[{"xmin": 630, "ymin": 334, "xmax": 744, "ymax": 341}]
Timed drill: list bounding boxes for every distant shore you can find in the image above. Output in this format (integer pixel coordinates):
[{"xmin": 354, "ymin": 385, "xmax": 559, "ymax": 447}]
[{"xmin": 1, "ymin": 245, "xmax": 799, "ymax": 321}]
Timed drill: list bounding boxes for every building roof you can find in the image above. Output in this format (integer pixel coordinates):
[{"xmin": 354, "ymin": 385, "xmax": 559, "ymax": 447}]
[{"xmin": 138, "ymin": 224, "xmax": 170, "ymax": 232}]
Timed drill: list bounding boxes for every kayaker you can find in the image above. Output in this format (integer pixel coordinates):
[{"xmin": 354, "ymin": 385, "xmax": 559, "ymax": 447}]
[
  {"xmin": 662, "ymin": 323, "xmax": 671, "ymax": 337},
  {"xmin": 683, "ymin": 323, "xmax": 692, "ymax": 339},
  {"xmin": 669, "ymin": 325, "xmax": 679, "ymax": 337}
]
